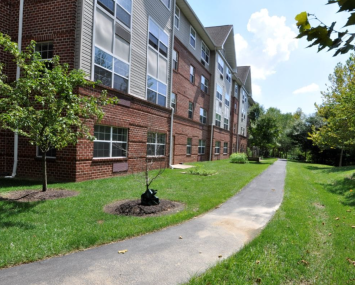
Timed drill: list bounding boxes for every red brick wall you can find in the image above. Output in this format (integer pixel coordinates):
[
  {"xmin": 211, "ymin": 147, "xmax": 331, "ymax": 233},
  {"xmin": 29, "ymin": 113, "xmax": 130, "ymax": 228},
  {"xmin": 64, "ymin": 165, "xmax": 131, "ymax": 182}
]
[
  {"xmin": 172, "ymin": 37, "xmax": 211, "ymax": 163},
  {"xmin": 211, "ymin": 126, "xmax": 230, "ymax": 161}
]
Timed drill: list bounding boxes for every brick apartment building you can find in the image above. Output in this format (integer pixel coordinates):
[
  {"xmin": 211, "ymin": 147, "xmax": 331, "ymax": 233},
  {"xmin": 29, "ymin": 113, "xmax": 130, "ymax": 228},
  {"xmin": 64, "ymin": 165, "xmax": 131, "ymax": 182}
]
[{"xmin": 0, "ymin": 0, "xmax": 254, "ymax": 182}]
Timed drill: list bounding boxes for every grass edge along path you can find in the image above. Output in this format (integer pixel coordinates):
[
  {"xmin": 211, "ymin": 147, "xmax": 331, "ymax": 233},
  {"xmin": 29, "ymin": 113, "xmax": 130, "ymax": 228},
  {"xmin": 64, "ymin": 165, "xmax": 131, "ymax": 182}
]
[
  {"xmin": 0, "ymin": 158, "xmax": 276, "ymax": 269},
  {"xmin": 187, "ymin": 161, "xmax": 355, "ymax": 285}
]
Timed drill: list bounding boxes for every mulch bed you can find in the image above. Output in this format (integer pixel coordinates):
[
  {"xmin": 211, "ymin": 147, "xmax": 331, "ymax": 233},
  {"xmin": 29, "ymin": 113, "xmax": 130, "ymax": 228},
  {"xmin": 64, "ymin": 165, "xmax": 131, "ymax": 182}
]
[
  {"xmin": 0, "ymin": 189, "xmax": 79, "ymax": 202},
  {"xmin": 104, "ymin": 199, "xmax": 185, "ymax": 217}
]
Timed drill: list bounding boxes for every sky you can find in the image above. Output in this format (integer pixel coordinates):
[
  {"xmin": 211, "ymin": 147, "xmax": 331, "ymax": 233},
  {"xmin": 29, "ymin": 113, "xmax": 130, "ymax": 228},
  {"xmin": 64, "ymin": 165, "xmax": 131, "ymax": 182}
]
[{"xmin": 187, "ymin": 0, "xmax": 350, "ymax": 115}]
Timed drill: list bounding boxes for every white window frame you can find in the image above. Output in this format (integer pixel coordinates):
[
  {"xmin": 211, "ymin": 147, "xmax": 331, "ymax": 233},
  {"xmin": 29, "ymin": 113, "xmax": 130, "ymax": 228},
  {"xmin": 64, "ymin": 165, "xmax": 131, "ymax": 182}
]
[
  {"xmin": 226, "ymin": 67, "xmax": 231, "ymax": 83},
  {"xmin": 147, "ymin": 132, "xmax": 166, "ymax": 157},
  {"xmin": 93, "ymin": 125, "xmax": 128, "ymax": 158},
  {"xmin": 36, "ymin": 146, "xmax": 56, "ymax": 158},
  {"xmin": 174, "ymin": 5, "xmax": 180, "ymax": 29},
  {"xmin": 190, "ymin": 26, "xmax": 196, "ymax": 49},
  {"xmin": 160, "ymin": 0, "xmax": 171, "ymax": 10},
  {"xmin": 215, "ymin": 113, "xmax": 221, "ymax": 128},
  {"xmin": 200, "ymin": 108, "xmax": 207, "ymax": 124},
  {"xmin": 173, "ymin": 49, "xmax": 178, "ymax": 70},
  {"xmin": 186, "ymin": 138, "xmax": 192, "ymax": 155},
  {"xmin": 223, "ymin": 142, "xmax": 228, "ymax": 154},
  {"xmin": 201, "ymin": 41, "xmax": 210, "ymax": 65},
  {"xmin": 224, "ymin": 117, "xmax": 229, "ymax": 130},
  {"xmin": 190, "ymin": 65, "xmax": 195, "ymax": 83},
  {"xmin": 146, "ymin": 17, "xmax": 169, "ymax": 107},
  {"xmin": 92, "ymin": 2, "xmax": 132, "ymax": 93},
  {"xmin": 215, "ymin": 141, "xmax": 220, "ymax": 154},
  {"xmin": 198, "ymin": 139, "xmax": 206, "ymax": 154},
  {"xmin": 201, "ymin": 75, "xmax": 208, "ymax": 93},
  {"xmin": 171, "ymin": 92, "xmax": 176, "ymax": 112},
  {"xmin": 216, "ymin": 84, "xmax": 223, "ymax": 101},
  {"xmin": 217, "ymin": 54, "xmax": 224, "ymax": 75},
  {"xmin": 188, "ymin": 101, "xmax": 194, "ymax": 119}
]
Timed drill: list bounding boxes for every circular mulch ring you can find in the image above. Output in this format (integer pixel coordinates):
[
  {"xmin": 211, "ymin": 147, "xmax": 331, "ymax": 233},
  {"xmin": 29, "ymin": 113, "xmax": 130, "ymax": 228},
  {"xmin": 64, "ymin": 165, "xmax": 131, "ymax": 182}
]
[
  {"xmin": 104, "ymin": 199, "xmax": 185, "ymax": 217},
  {"xmin": 0, "ymin": 189, "xmax": 79, "ymax": 202}
]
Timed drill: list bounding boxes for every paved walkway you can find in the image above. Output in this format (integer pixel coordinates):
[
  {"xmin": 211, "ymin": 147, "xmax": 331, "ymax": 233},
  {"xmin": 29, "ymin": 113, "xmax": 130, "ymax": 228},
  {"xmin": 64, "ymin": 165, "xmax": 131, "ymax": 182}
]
[{"xmin": 0, "ymin": 159, "xmax": 286, "ymax": 285}]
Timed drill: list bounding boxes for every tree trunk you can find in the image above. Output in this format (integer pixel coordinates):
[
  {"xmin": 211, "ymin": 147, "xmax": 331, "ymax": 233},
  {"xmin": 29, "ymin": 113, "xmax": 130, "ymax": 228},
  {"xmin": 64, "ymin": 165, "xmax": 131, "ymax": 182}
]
[
  {"xmin": 339, "ymin": 148, "xmax": 344, "ymax": 167},
  {"xmin": 42, "ymin": 151, "xmax": 47, "ymax": 192}
]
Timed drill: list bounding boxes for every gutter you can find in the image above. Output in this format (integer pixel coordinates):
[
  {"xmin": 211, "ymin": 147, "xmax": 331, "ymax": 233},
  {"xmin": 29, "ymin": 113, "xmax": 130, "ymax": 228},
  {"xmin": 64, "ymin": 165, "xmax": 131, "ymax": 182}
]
[
  {"xmin": 209, "ymin": 125, "xmax": 213, "ymax": 161},
  {"xmin": 169, "ymin": 1, "xmax": 176, "ymax": 169},
  {"xmin": 6, "ymin": 0, "xmax": 24, "ymax": 178}
]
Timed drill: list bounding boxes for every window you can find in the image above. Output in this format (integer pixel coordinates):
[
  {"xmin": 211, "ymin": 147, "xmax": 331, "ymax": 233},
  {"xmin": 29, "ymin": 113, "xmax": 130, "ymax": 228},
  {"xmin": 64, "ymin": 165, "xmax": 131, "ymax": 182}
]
[
  {"xmin": 226, "ymin": 67, "xmax": 231, "ymax": 83},
  {"xmin": 186, "ymin": 138, "xmax": 192, "ymax": 155},
  {"xmin": 35, "ymin": 42, "xmax": 54, "ymax": 69},
  {"xmin": 200, "ymin": 108, "xmax": 207, "ymax": 124},
  {"xmin": 201, "ymin": 41, "xmax": 210, "ymax": 65},
  {"xmin": 175, "ymin": 6, "xmax": 180, "ymax": 29},
  {"xmin": 147, "ymin": 18, "xmax": 169, "ymax": 107},
  {"xmin": 235, "ymin": 85, "xmax": 239, "ymax": 98},
  {"xmin": 198, "ymin": 139, "xmax": 206, "ymax": 154},
  {"xmin": 201, "ymin": 75, "xmax": 209, "ymax": 93},
  {"xmin": 190, "ymin": 65, "xmax": 195, "ymax": 83},
  {"xmin": 223, "ymin": 142, "xmax": 228, "ymax": 154},
  {"xmin": 215, "ymin": 114, "xmax": 221, "ymax": 127},
  {"xmin": 225, "ymin": 93, "xmax": 230, "ymax": 107},
  {"xmin": 94, "ymin": 2, "xmax": 131, "ymax": 93},
  {"xmin": 190, "ymin": 26, "xmax": 196, "ymax": 49},
  {"xmin": 93, "ymin": 125, "xmax": 128, "ymax": 158},
  {"xmin": 161, "ymin": 0, "xmax": 170, "ymax": 9},
  {"xmin": 234, "ymin": 103, "xmax": 237, "ymax": 114},
  {"xmin": 37, "ymin": 147, "xmax": 56, "ymax": 158},
  {"xmin": 224, "ymin": 118, "xmax": 229, "ymax": 130},
  {"xmin": 171, "ymin": 93, "xmax": 176, "ymax": 111},
  {"xmin": 188, "ymin": 102, "xmax": 194, "ymax": 119},
  {"xmin": 173, "ymin": 49, "xmax": 178, "ymax": 70},
  {"xmin": 35, "ymin": 42, "xmax": 53, "ymax": 60},
  {"xmin": 216, "ymin": 84, "xmax": 223, "ymax": 101},
  {"xmin": 147, "ymin": 132, "xmax": 166, "ymax": 156},
  {"xmin": 233, "ymin": 123, "xmax": 237, "ymax": 134},
  {"xmin": 215, "ymin": 141, "xmax": 220, "ymax": 154},
  {"xmin": 217, "ymin": 54, "xmax": 224, "ymax": 75}
]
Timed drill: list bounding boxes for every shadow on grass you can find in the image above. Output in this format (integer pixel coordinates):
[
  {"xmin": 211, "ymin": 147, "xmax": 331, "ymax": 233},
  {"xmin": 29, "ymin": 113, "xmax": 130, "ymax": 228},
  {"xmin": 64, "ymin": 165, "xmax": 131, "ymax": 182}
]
[
  {"xmin": 0, "ymin": 200, "xmax": 44, "ymax": 230},
  {"xmin": 0, "ymin": 178, "xmax": 70, "ymax": 190},
  {"xmin": 320, "ymin": 177, "xmax": 355, "ymax": 207}
]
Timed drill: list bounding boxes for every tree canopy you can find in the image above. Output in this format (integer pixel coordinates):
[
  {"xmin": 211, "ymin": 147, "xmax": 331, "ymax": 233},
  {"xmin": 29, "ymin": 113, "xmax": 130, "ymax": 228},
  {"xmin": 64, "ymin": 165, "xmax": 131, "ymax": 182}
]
[
  {"xmin": 0, "ymin": 33, "xmax": 117, "ymax": 191},
  {"xmin": 295, "ymin": 0, "xmax": 355, "ymax": 56},
  {"xmin": 309, "ymin": 53, "xmax": 355, "ymax": 166}
]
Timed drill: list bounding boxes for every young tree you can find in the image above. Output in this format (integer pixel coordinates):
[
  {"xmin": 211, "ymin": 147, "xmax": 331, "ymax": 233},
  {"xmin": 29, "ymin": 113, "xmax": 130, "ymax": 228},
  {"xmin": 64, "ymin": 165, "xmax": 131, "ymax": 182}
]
[
  {"xmin": 0, "ymin": 33, "xmax": 116, "ymax": 191},
  {"xmin": 309, "ymin": 53, "xmax": 355, "ymax": 166},
  {"xmin": 295, "ymin": 0, "xmax": 355, "ymax": 56}
]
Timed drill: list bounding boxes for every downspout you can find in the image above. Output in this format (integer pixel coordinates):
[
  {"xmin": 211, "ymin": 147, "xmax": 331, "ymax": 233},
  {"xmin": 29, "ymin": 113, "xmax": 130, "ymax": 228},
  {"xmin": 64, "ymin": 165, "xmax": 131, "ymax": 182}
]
[
  {"xmin": 6, "ymin": 0, "xmax": 24, "ymax": 178},
  {"xmin": 209, "ymin": 125, "xmax": 213, "ymax": 161},
  {"xmin": 169, "ymin": 2, "xmax": 176, "ymax": 168},
  {"xmin": 169, "ymin": 107, "xmax": 174, "ymax": 168}
]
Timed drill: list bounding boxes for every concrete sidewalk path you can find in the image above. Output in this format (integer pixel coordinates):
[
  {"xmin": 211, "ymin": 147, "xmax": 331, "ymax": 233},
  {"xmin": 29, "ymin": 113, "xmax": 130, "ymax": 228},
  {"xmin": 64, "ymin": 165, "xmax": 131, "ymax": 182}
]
[{"xmin": 0, "ymin": 159, "xmax": 286, "ymax": 285}]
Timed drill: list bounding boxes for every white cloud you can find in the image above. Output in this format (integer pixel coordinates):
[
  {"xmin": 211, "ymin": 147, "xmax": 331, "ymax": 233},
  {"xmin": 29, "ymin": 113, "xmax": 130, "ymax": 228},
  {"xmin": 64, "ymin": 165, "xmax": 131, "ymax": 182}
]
[
  {"xmin": 247, "ymin": 9, "xmax": 298, "ymax": 62},
  {"xmin": 235, "ymin": 9, "xmax": 298, "ymax": 81},
  {"xmin": 252, "ymin": 83, "xmax": 262, "ymax": 101},
  {"xmin": 293, "ymin": 83, "xmax": 320, "ymax": 95},
  {"xmin": 234, "ymin": 34, "xmax": 248, "ymax": 58}
]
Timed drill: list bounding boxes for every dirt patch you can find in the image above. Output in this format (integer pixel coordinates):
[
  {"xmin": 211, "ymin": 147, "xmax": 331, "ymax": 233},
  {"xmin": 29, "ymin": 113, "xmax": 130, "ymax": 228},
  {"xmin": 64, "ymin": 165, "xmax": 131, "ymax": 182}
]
[
  {"xmin": 313, "ymin": 202, "xmax": 325, "ymax": 209},
  {"xmin": 104, "ymin": 199, "xmax": 185, "ymax": 217},
  {"xmin": 0, "ymin": 189, "xmax": 79, "ymax": 202}
]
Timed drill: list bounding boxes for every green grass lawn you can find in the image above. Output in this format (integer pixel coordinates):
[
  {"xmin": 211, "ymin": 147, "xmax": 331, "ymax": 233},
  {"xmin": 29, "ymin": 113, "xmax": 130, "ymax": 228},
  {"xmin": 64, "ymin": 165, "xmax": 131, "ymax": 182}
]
[
  {"xmin": 187, "ymin": 161, "xmax": 355, "ymax": 285},
  {"xmin": 0, "ymin": 158, "xmax": 276, "ymax": 268}
]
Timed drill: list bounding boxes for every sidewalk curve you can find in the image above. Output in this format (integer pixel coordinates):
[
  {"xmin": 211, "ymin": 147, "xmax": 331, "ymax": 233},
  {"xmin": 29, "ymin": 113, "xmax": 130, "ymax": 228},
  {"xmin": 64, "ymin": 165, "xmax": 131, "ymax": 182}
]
[{"xmin": 0, "ymin": 159, "xmax": 286, "ymax": 285}]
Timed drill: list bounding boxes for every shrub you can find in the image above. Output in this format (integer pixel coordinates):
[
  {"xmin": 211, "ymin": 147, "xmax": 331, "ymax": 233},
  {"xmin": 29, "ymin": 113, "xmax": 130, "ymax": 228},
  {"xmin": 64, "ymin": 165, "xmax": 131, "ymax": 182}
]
[
  {"xmin": 186, "ymin": 166, "xmax": 217, "ymax": 176},
  {"xmin": 230, "ymin": 152, "xmax": 249, "ymax": 164}
]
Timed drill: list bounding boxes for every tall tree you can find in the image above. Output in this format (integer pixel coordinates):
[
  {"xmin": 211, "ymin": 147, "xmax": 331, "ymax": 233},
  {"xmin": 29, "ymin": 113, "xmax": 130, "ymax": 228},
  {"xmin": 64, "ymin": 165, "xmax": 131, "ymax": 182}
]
[
  {"xmin": 309, "ymin": 53, "xmax": 355, "ymax": 166},
  {"xmin": 295, "ymin": 0, "xmax": 355, "ymax": 56},
  {"xmin": 0, "ymin": 33, "xmax": 116, "ymax": 191}
]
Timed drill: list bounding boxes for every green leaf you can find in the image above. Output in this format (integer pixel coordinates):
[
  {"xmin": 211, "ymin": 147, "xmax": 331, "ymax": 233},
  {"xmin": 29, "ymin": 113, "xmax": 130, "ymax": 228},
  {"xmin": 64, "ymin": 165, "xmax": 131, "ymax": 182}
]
[
  {"xmin": 295, "ymin": 12, "xmax": 311, "ymax": 32},
  {"xmin": 345, "ymin": 13, "xmax": 355, "ymax": 27}
]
